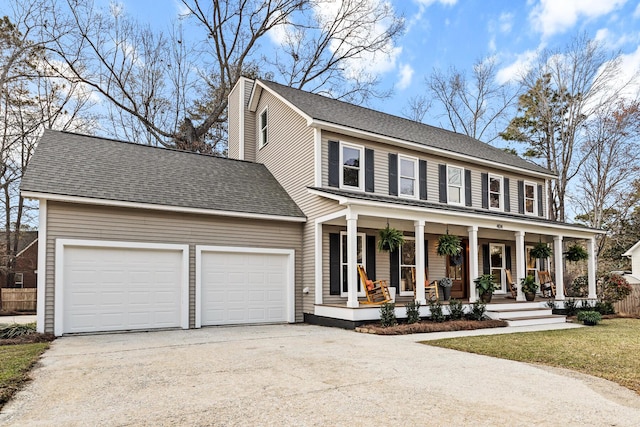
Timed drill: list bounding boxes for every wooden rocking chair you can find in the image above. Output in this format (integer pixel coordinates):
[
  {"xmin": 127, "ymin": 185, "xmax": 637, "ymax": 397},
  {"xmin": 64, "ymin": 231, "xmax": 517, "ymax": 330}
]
[
  {"xmin": 356, "ymin": 264, "xmax": 391, "ymax": 304},
  {"xmin": 412, "ymin": 267, "xmax": 439, "ymax": 301},
  {"xmin": 505, "ymin": 269, "xmax": 518, "ymax": 299},
  {"xmin": 538, "ymin": 271, "xmax": 556, "ymax": 298}
]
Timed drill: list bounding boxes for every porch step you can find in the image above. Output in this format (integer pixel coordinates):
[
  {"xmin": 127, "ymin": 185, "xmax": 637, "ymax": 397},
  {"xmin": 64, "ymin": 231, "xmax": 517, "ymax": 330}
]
[
  {"xmin": 486, "ymin": 307, "xmax": 552, "ymax": 320},
  {"xmin": 504, "ymin": 315, "xmax": 567, "ymax": 327}
]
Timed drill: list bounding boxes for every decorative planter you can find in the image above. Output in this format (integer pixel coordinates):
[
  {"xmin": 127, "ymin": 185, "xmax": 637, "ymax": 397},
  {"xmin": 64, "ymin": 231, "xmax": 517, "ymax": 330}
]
[
  {"xmin": 480, "ymin": 293, "xmax": 492, "ymax": 303},
  {"xmin": 524, "ymin": 292, "xmax": 536, "ymax": 302},
  {"xmin": 439, "ymin": 285, "xmax": 452, "ymax": 301}
]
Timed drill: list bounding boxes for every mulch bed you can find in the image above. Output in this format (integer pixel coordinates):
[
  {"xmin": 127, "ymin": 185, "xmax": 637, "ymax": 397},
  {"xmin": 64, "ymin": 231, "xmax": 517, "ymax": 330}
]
[
  {"xmin": 356, "ymin": 319, "xmax": 508, "ymax": 335},
  {"xmin": 0, "ymin": 333, "xmax": 55, "ymax": 346}
]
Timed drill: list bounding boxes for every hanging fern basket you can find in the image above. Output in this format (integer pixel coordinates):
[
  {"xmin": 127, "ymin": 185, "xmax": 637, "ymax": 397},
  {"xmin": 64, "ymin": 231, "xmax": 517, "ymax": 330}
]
[
  {"xmin": 437, "ymin": 233, "xmax": 462, "ymax": 257},
  {"xmin": 378, "ymin": 225, "xmax": 405, "ymax": 252},
  {"xmin": 530, "ymin": 242, "xmax": 552, "ymax": 259},
  {"xmin": 565, "ymin": 244, "xmax": 588, "ymax": 262}
]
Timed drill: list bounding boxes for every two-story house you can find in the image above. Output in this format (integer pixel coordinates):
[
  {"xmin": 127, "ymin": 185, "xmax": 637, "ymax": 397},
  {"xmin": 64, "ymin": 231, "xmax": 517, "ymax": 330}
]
[{"xmin": 21, "ymin": 78, "xmax": 601, "ymax": 336}]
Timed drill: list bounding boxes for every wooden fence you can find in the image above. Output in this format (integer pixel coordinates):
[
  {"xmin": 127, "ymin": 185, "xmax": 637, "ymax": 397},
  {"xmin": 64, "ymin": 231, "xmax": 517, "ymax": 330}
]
[
  {"xmin": 614, "ymin": 284, "xmax": 640, "ymax": 316},
  {"xmin": 1, "ymin": 288, "xmax": 37, "ymax": 312}
]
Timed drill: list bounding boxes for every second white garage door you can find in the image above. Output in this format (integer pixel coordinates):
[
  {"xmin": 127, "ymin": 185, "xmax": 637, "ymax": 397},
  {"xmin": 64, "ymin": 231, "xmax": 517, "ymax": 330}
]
[{"xmin": 197, "ymin": 248, "xmax": 294, "ymax": 326}]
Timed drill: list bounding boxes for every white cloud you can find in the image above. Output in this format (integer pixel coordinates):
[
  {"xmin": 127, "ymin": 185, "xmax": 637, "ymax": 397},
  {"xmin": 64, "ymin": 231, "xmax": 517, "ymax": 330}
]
[
  {"xmin": 499, "ymin": 12, "xmax": 514, "ymax": 33},
  {"xmin": 174, "ymin": 0, "xmax": 191, "ymax": 17},
  {"xmin": 397, "ymin": 64, "xmax": 414, "ymax": 90},
  {"xmin": 488, "ymin": 36, "xmax": 496, "ymax": 52},
  {"xmin": 594, "ymin": 27, "xmax": 640, "ymax": 50},
  {"xmin": 634, "ymin": 3, "xmax": 640, "ymax": 18},
  {"xmin": 607, "ymin": 44, "xmax": 640, "ymax": 100},
  {"xmin": 496, "ymin": 49, "xmax": 539, "ymax": 84},
  {"xmin": 529, "ymin": 0, "xmax": 627, "ymax": 38}
]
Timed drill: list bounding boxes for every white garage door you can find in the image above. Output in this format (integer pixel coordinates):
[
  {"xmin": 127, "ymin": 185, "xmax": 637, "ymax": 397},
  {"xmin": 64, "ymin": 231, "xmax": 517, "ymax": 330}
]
[
  {"xmin": 60, "ymin": 244, "xmax": 187, "ymax": 334},
  {"xmin": 199, "ymin": 249, "xmax": 292, "ymax": 326}
]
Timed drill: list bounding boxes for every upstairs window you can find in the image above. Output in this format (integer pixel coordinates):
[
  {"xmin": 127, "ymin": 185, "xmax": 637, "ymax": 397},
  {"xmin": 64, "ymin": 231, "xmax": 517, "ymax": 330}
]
[
  {"xmin": 447, "ymin": 165, "xmax": 464, "ymax": 205},
  {"xmin": 259, "ymin": 108, "xmax": 268, "ymax": 148},
  {"xmin": 524, "ymin": 182, "xmax": 537, "ymax": 215},
  {"xmin": 489, "ymin": 174, "xmax": 503, "ymax": 210},
  {"xmin": 340, "ymin": 143, "xmax": 364, "ymax": 190},
  {"xmin": 399, "ymin": 156, "xmax": 418, "ymax": 198}
]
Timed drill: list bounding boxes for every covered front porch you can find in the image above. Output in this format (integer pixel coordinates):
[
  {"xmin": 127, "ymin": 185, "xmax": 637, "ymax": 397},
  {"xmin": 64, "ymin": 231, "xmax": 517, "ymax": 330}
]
[{"xmin": 311, "ymin": 196, "xmax": 601, "ymax": 324}]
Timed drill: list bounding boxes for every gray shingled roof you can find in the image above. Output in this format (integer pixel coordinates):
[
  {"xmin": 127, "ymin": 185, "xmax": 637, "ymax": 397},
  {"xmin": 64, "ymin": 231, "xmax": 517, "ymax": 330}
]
[
  {"xmin": 21, "ymin": 130, "xmax": 305, "ymax": 219},
  {"xmin": 259, "ymin": 80, "xmax": 552, "ymax": 176}
]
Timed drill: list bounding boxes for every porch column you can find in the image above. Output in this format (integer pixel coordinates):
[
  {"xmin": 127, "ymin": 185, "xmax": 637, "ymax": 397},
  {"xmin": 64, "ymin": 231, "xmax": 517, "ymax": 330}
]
[
  {"xmin": 587, "ymin": 237, "xmax": 597, "ymax": 299},
  {"xmin": 553, "ymin": 236, "xmax": 565, "ymax": 300},
  {"xmin": 514, "ymin": 231, "xmax": 526, "ymax": 301},
  {"xmin": 468, "ymin": 226, "xmax": 478, "ymax": 303},
  {"xmin": 314, "ymin": 221, "xmax": 323, "ymax": 305},
  {"xmin": 415, "ymin": 220, "xmax": 426, "ymax": 304},
  {"xmin": 346, "ymin": 211, "xmax": 359, "ymax": 308}
]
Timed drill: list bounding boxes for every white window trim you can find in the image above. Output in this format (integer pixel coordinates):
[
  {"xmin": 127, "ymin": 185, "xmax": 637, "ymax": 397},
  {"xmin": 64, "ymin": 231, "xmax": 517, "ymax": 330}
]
[
  {"xmin": 14, "ymin": 272, "xmax": 24, "ymax": 287},
  {"xmin": 488, "ymin": 173, "xmax": 503, "ymax": 212},
  {"xmin": 447, "ymin": 165, "xmax": 465, "ymax": 206},
  {"xmin": 339, "ymin": 142, "xmax": 364, "ymax": 191},
  {"xmin": 398, "ymin": 155, "xmax": 418, "ymax": 199},
  {"xmin": 259, "ymin": 107, "xmax": 268, "ymax": 149},
  {"xmin": 489, "ymin": 243, "xmax": 506, "ymax": 294},
  {"xmin": 340, "ymin": 231, "xmax": 366, "ymax": 297},
  {"xmin": 399, "ymin": 236, "xmax": 416, "ymax": 296},
  {"xmin": 524, "ymin": 181, "xmax": 537, "ymax": 216}
]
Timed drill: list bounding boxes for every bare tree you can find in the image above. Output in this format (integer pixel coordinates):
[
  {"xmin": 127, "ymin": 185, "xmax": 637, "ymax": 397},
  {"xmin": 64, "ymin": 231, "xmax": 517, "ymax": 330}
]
[
  {"xmin": 402, "ymin": 94, "xmax": 431, "ymax": 123},
  {"xmin": 43, "ymin": 0, "xmax": 404, "ymax": 153},
  {"xmin": 502, "ymin": 34, "xmax": 639, "ymax": 221},
  {"xmin": 413, "ymin": 56, "xmax": 519, "ymax": 143}
]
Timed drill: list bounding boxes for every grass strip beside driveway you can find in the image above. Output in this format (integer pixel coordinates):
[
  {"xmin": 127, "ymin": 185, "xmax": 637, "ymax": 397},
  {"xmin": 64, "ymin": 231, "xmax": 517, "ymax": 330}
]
[
  {"xmin": 425, "ymin": 318, "xmax": 640, "ymax": 394},
  {"xmin": 0, "ymin": 343, "xmax": 49, "ymax": 409}
]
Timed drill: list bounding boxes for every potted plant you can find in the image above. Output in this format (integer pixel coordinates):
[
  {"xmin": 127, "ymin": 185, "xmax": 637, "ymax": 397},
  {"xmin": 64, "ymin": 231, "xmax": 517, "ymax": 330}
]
[
  {"xmin": 378, "ymin": 225, "xmax": 405, "ymax": 252},
  {"xmin": 520, "ymin": 275, "xmax": 538, "ymax": 301},
  {"xmin": 474, "ymin": 274, "xmax": 498, "ymax": 303},
  {"xmin": 576, "ymin": 310, "xmax": 602, "ymax": 326},
  {"xmin": 565, "ymin": 244, "xmax": 588, "ymax": 262},
  {"xmin": 530, "ymin": 242, "xmax": 552, "ymax": 259},
  {"xmin": 436, "ymin": 233, "xmax": 462, "ymax": 257},
  {"xmin": 438, "ymin": 277, "xmax": 453, "ymax": 301}
]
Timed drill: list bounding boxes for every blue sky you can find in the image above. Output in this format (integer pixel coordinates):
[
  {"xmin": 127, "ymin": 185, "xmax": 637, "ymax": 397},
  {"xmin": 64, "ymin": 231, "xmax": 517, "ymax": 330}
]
[{"xmin": 116, "ymin": 0, "xmax": 640, "ymax": 123}]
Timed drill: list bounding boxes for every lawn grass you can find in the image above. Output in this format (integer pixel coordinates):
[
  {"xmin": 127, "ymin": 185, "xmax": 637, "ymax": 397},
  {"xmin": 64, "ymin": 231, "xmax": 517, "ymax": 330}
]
[
  {"xmin": 0, "ymin": 342, "xmax": 49, "ymax": 409},
  {"xmin": 425, "ymin": 318, "xmax": 640, "ymax": 394}
]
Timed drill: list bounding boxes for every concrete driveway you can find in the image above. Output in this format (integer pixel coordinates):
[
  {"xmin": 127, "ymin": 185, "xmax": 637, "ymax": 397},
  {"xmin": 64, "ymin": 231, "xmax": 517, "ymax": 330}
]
[{"xmin": 1, "ymin": 324, "xmax": 640, "ymax": 426}]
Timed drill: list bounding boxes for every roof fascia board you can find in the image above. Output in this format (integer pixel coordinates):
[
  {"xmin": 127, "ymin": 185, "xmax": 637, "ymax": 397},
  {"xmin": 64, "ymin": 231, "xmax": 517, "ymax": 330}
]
[
  {"xmin": 309, "ymin": 120, "xmax": 556, "ymax": 180},
  {"xmin": 248, "ymin": 81, "xmax": 314, "ymax": 124},
  {"xmin": 22, "ymin": 191, "xmax": 306, "ymax": 223},
  {"xmin": 307, "ymin": 188, "xmax": 602, "ymax": 237},
  {"xmin": 622, "ymin": 240, "xmax": 640, "ymax": 257}
]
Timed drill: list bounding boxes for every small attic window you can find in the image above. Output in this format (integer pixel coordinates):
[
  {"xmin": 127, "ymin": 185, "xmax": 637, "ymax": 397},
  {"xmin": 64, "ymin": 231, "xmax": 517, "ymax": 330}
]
[{"xmin": 259, "ymin": 107, "xmax": 268, "ymax": 148}]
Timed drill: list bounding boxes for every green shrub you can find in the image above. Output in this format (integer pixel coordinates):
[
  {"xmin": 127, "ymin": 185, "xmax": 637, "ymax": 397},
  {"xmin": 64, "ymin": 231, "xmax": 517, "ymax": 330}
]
[
  {"xmin": 545, "ymin": 299, "xmax": 556, "ymax": 309},
  {"xmin": 564, "ymin": 298, "xmax": 578, "ymax": 316},
  {"xmin": 379, "ymin": 303, "xmax": 397, "ymax": 327},
  {"xmin": 448, "ymin": 299, "xmax": 465, "ymax": 320},
  {"xmin": 427, "ymin": 299, "xmax": 445, "ymax": 323},
  {"xmin": 601, "ymin": 273, "xmax": 632, "ymax": 304},
  {"xmin": 567, "ymin": 276, "xmax": 588, "ymax": 297},
  {"xmin": 594, "ymin": 301, "xmax": 615, "ymax": 315},
  {"xmin": 577, "ymin": 310, "xmax": 602, "ymax": 325},
  {"xmin": 0, "ymin": 323, "xmax": 36, "ymax": 339},
  {"xmin": 405, "ymin": 300, "xmax": 421, "ymax": 324},
  {"xmin": 466, "ymin": 301, "xmax": 486, "ymax": 321}
]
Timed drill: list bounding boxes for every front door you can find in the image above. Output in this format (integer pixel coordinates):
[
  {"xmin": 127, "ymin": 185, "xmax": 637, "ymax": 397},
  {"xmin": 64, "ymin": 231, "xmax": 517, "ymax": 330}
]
[{"xmin": 447, "ymin": 239, "xmax": 468, "ymax": 299}]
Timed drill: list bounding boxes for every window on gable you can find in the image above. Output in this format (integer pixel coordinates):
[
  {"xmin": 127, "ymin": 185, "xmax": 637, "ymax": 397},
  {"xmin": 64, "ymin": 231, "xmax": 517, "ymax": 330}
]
[
  {"xmin": 489, "ymin": 174, "xmax": 503, "ymax": 210},
  {"xmin": 399, "ymin": 156, "xmax": 418, "ymax": 198},
  {"xmin": 340, "ymin": 143, "xmax": 364, "ymax": 190},
  {"xmin": 14, "ymin": 272, "xmax": 23, "ymax": 288},
  {"xmin": 524, "ymin": 182, "xmax": 537, "ymax": 215},
  {"xmin": 447, "ymin": 165, "xmax": 463, "ymax": 204},
  {"xmin": 259, "ymin": 108, "xmax": 268, "ymax": 148}
]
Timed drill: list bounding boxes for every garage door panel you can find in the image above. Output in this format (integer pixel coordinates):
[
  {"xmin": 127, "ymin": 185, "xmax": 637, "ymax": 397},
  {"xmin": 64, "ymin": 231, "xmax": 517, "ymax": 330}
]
[
  {"xmin": 200, "ymin": 250, "xmax": 290, "ymax": 326},
  {"xmin": 63, "ymin": 246, "xmax": 184, "ymax": 334}
]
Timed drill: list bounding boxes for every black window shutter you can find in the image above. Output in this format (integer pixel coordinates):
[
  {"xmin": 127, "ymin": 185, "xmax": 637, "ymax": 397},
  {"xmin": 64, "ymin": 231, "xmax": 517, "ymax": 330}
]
[
  {"xmin": 438, "ymin": 164, "xmax": 447, "ymax": 203},
  {"xmin": 365, "ymin": 148, "xmax": 374, "ymax": 193},
  {"xmin": 481, "ymin": 173, "xmax": 489, "ymax": 209},
  {"xmin": 388, "ymin": 153, "xmax": 398, "ymax": 196},
  {"xmin": 537, "ymin": 184, "xmax": 544, "ymax": 217},
  {"xmin": 366, "ymin": 235, "xmax": 376, "ymax": 280},
  {"xmin": 328, "ymin": 141, "xmax": 339, "ymax": 188},
  {"xmin": 329, "ymin": 233, "xmax": 340, "ymax": 295},
  {"xmin": 504, "ymin": 177, "xmax": 511, "ymax": 212},
  {"xmin": 424, "ymin": 240, "xmax": 429, "ymax": 269},
  {"xmin": 419, "ymin": 160, "xmax": 427, "ymax": 200},
  {"xmin": 517, "ymin": 180, "xmax": 524, "ymax": 214},
  {"xmin": 482, "ymin": 244, "xmax": 490, "ymax": 275},
  {"xmin": 505, "ymin": 245, "xmax": 512, "ymax": 270},
  {"xmin": 465, "ymin": 169, "xmax": 472, "ymax": 207},
  {"xmin": 390, "ymin": 248, "xmax": 399, "ymax": 291}
]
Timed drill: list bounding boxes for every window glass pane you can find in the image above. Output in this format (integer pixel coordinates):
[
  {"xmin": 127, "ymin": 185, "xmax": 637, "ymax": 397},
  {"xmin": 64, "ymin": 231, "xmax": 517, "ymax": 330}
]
[
  {"xmin": 449, "ymin": 187, "xmax": 461, "ymax": 203},
  {"xmin": 400, "ymin": 177, "xmax": 414, "ymax": 195},
  {"xmin": 343, "ymin": 168, "xmax": 359, "ymax": 187},
  {"xmin": 490, "ymin": 177, "xmax": 500, "ymax": 193},
  {"xmin": 448, "ymin": 167, "xmax": 461, "ymax": 185},
  {"xmin": 449, "ymin": 263, "xmax": 462, "ymax": 280},
  {"xmin": 343, "ymin": 147, "xmax": 360, "ymax": 167},
  {"xmin": 341, "ymin": 235, "xmax": 347, "ymax": 263},
  {"xmin": 491, "ymin": 268, "xmax": 503, "ymax": 287},
  {"xmin": 400, "ymin": 158, "xmax": 415, "ymax": 177},
  {"xmin": 401, "ymin": 240, "xmax": 415, "ymax": 265},
  {"xmin": 400, "ymin": 267, "xmax": 414, "ymax": 292},
  {"xmin": 525, "ymin": 184, "xmax": 535, "ymax": 198},
  {"xmin": 525, "ymin": 199, "xmax": 534, "ymax": 213},
  {"xmin": 342, "ymin": 265, "xmax": 348, "ymax": 293},
  {"xmin": 260, "ymin": 111, "xmax": 267, "ymax": 128},
  {"xmin": 357, "ymin": 236, "xmax": 363, "ymax": 264},
  {"xmin": 490, "ymin": 245, "xmax": 503, "ymax": 268},
  {"xmin": 490, "ymin": 193, "xmax": 500, "ymax": 208}
]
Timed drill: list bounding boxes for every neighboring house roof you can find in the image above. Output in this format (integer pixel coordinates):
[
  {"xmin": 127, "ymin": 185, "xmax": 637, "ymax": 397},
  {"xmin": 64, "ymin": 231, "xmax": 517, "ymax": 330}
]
[
  {"xmin": 622, "ymin": 240, "xmax": 640, "ymax": 257},
  {"xmin": 0, "ymin": 230, "xmax": 38, "ymax": 254},
  {"xmin": 254, "ymin": 79, "xmax": 552, "ymax": 177},
  {"xmin": 21, "ymin": 130, "xmax": 305, "ymax": 220}
]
